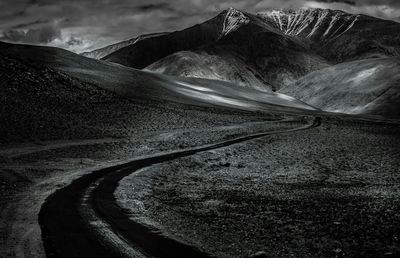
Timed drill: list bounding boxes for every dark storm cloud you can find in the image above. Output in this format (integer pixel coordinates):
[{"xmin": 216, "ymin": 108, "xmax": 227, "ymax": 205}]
[
  {"xmin": 320, "ymin": 0, "xmax": 356, "ymax": 5},
  {"xmin": 134, "ymin": 3, "xmax": 172, "ymax": 12},
  {"xmin": 10, "ymin": 19, "xmax": 49, "ymax": 29},
  {"xmin": 318, "ymin": 0, "xmax": 400, "ymax": 6},
  {"xmin": 302, "ymin": 0, "xmax": 400, "ymax": 21},
  {"xmin": 1, "ymin": 23, "xmax": 61, "ymax": 44},
  {"xmin": 0, "ymin": 0, "xmax": 399, "ymax": 53},
  {"xmin": 66, "ymin": 36, "xmax": 83, "ymax": 46},
  {"xmin": 355, "ymin": 0, "xmax": 400, "ymax": 6}
]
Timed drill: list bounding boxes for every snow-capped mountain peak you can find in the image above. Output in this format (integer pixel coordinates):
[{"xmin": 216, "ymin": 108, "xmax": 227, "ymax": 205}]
[
  {"xmin": 258, "ymin": 8, "xmax": 360, "ymax": 41},
  {"xmin": 220, "ymin": 7, "xmax": 250, "ymax": 37}
]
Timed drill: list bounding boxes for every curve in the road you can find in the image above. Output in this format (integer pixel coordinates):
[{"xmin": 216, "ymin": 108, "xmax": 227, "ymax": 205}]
[{"xmin": 39, "ymin": 117, "xmax": 320, "ymax": 258}]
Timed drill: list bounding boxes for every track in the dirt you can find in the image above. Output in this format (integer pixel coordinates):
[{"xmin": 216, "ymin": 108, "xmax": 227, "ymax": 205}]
[{"xmin": 39, "ymin": 117, "xmax": 320, "ymax": 258}]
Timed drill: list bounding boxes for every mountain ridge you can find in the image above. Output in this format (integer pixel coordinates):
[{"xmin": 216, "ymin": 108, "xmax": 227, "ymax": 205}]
[
  {"xmin": 81, "ymin": 32, "xmax": 168, "ymax": 59},
  {"xmin": 82, "ymin": 7, "xmax": 400, "ymax": 89},
  {"xmin": 258, "ymin": 8, "xmax": 361, "ymax": 41},
  {"xmin": 78, "ymin": 7, "xmax": 400, "ymax": 117}
]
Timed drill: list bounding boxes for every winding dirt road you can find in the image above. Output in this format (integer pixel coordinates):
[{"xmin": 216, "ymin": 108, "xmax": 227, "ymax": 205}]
[{"xmin": 39, "ymin": 117, "xmax": 320, "ymax": 258}]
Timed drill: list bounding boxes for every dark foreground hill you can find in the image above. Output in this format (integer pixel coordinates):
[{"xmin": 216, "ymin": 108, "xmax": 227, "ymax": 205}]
[{"xmin": 0, "ymin": 41, "xmax": 318, "ymax": 143}]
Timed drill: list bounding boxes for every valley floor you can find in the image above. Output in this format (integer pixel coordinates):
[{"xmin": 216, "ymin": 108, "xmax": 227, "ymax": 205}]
[
  {"xmin": 116, "ymin": 117, "xmax": 400, "ymax": 257},
  {"xmin": 0, "ymin": 102, "xmax": 271, "ymax": 257},
  {"xmin": 1, "ymin": 99, "xmax": 399, "ymax": 257}
]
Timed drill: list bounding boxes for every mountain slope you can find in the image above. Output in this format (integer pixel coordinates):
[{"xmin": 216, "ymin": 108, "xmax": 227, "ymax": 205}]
[
  {"xmin": 86, "ymin": 8, "xmax": 400, "ymax": 91},
  {"xmin": 1, "ymin": 41, "xmax": 323, "ymax": 142},
  {"xmin": 52, "ymin": 8, "xmax": 400, "ymax": 117},
  {"xmin": 144, "ymin": 50, "xmax": 270, "ymax": 91},
  {"xmin": 0, "ymin": 41, "xmax": 317, "ymax": 114},
  {"xmin": 259, "ymin": 8, "xmax": 400, "ymax": 62},
  {"xmin": 0, "ymin": 51, "xmax": 141, "ymax": 143},
  {"xmin": 259, "ymin": 9, "xmax": 361, "ymax": 43},
  {"xmin": 279, "ymin": 57, "xmax": 400, "ymax": 116},
  {"xmin": 101, "ymin": 9, "xmax": 228, "ymax": 68},
  {"xmin": 99, "ymin": 8, "xmax": 328, "ymax": 91},
  {"xmin": 81, "ymin": 32, "xmax": 168, "ymax": 59}
]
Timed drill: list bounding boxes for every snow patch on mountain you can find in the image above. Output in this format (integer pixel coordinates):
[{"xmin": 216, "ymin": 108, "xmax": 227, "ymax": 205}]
[
  {"xmin": 258, "ymin": 8, "xmax": 360, "ymax": 41},
  {"xmin": 220, "ymin": 8, "xmax": 250, "ymax": 37}
]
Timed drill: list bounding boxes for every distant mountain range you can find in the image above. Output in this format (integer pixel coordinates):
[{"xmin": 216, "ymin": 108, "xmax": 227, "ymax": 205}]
[
  {"xmin": 80, "ymin": 8, "xmax": 400, "ymax": 117},
  {"xmin": 1, "ymin": 8, "xmax": 399, "ymax": 119}
]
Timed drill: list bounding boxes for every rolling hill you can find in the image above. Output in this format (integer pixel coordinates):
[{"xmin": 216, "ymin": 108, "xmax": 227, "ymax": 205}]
[
  {"xmin": 279, "ymin": 57, "xmax": 400, "ymax": 117},
  {"xmin": 74, "ymin": 8, "xmax": 400, "ymax": 117},
  {"xmin": 1, "ymin": 40, "xmax": 322, "ymax": 142},
  {"xmin": 0, "ymin": 40, "xmax": 318, "ymax": 122}
]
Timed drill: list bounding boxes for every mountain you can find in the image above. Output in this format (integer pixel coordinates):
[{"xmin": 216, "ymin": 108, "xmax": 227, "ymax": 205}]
[
  {"xmin": 1, "ymin": 41, "xmax": 323, "ymax": 141},
  {"xmin": 85, "ymin": 8, "xmax": 329, "ymax": 91},
  {"xmin": 143, "ymin": 50, "xmax": 271, "ymax": 91},
  {"xmin": 259, "ymin": 8, "xmax": 359, "ymax": 41},
  {"xmin": 260, "ymin": 8, "xmax": 400, "ymax": 117},
  {"xmin": 259, "ymin": 8, "xmax": 400, "ymax": 62},
  {"xmin": 84, "ymin": 8, "xmax": 400, "ymax": 92},
  {"xmin": 80, "ymin": 7, "xmax": 400, "ymax": 117},
  {"xmin": 0, "ymin": 41, "xmax": 317, "ymax": 115},
  {"xmin": 81, "ymin": 32, "xmax": 168, "ymax": 59},
  {"xmin": 279, "ymin": 57, "xmax": 400, "ymax": 117}
]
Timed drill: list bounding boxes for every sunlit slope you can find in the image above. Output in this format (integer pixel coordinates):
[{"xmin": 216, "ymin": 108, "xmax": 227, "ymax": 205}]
[
  {"xmin": 84, "ymin": 8, "xmax": 400, "ymax": 92},
  {"xmin": 0, "ymin": 41, "xmax": 317, "ymax": 113},
  {"xmin": 150, "ymin": 72, "xmax": 318, "ymax": 112},
  {"xmin": 98, "ymin": 8, "xmax": 328, "ymax": 90},
  {"xmin": 280, "ymin": 58, "xmax": 400, "ymax": 116},
  {"xmin": 144, "ymin": 50, "xmax": 271, "ymax": 92}
]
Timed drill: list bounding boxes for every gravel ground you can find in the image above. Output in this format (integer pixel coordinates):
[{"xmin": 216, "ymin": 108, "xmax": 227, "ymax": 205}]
[
  {"xmin": 116, "ymin": 118, "xmax": 400, "ymax": 257},
  {"xmin": 0, "ymin": 103, "xmax": 279, "ymax": 257},
  {"xmin": 2, "ymin": 48, "xmax": 292, "ymax": 257}
]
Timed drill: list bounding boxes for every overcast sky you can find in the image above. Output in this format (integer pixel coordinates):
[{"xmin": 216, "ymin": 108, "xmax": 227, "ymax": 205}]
[{"xmin": 1, "ymin": 0, "xmax": 399, "ymax": 53}]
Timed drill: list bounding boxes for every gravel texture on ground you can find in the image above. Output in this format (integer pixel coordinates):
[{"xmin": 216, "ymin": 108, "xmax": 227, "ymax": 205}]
[
  {"xmin": 116, "ymin": 118, "xmax": 400, "ymax": 257},
  {"xmin": 0, "ymin": 102, "xmax": 279, "ymax": 257}
]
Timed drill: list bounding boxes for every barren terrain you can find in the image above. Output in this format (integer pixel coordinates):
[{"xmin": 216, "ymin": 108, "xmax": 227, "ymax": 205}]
[
  {"xmin": 116, "ymin": 117, "xmax": 400, "ymax": 257},
  {"xmin": 0, "ymin": 100, "xmax": 271, "ymax": 257},
  {"xmin": 1, "ymin": 5, "xmax": 400, "ymax": 258}
]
